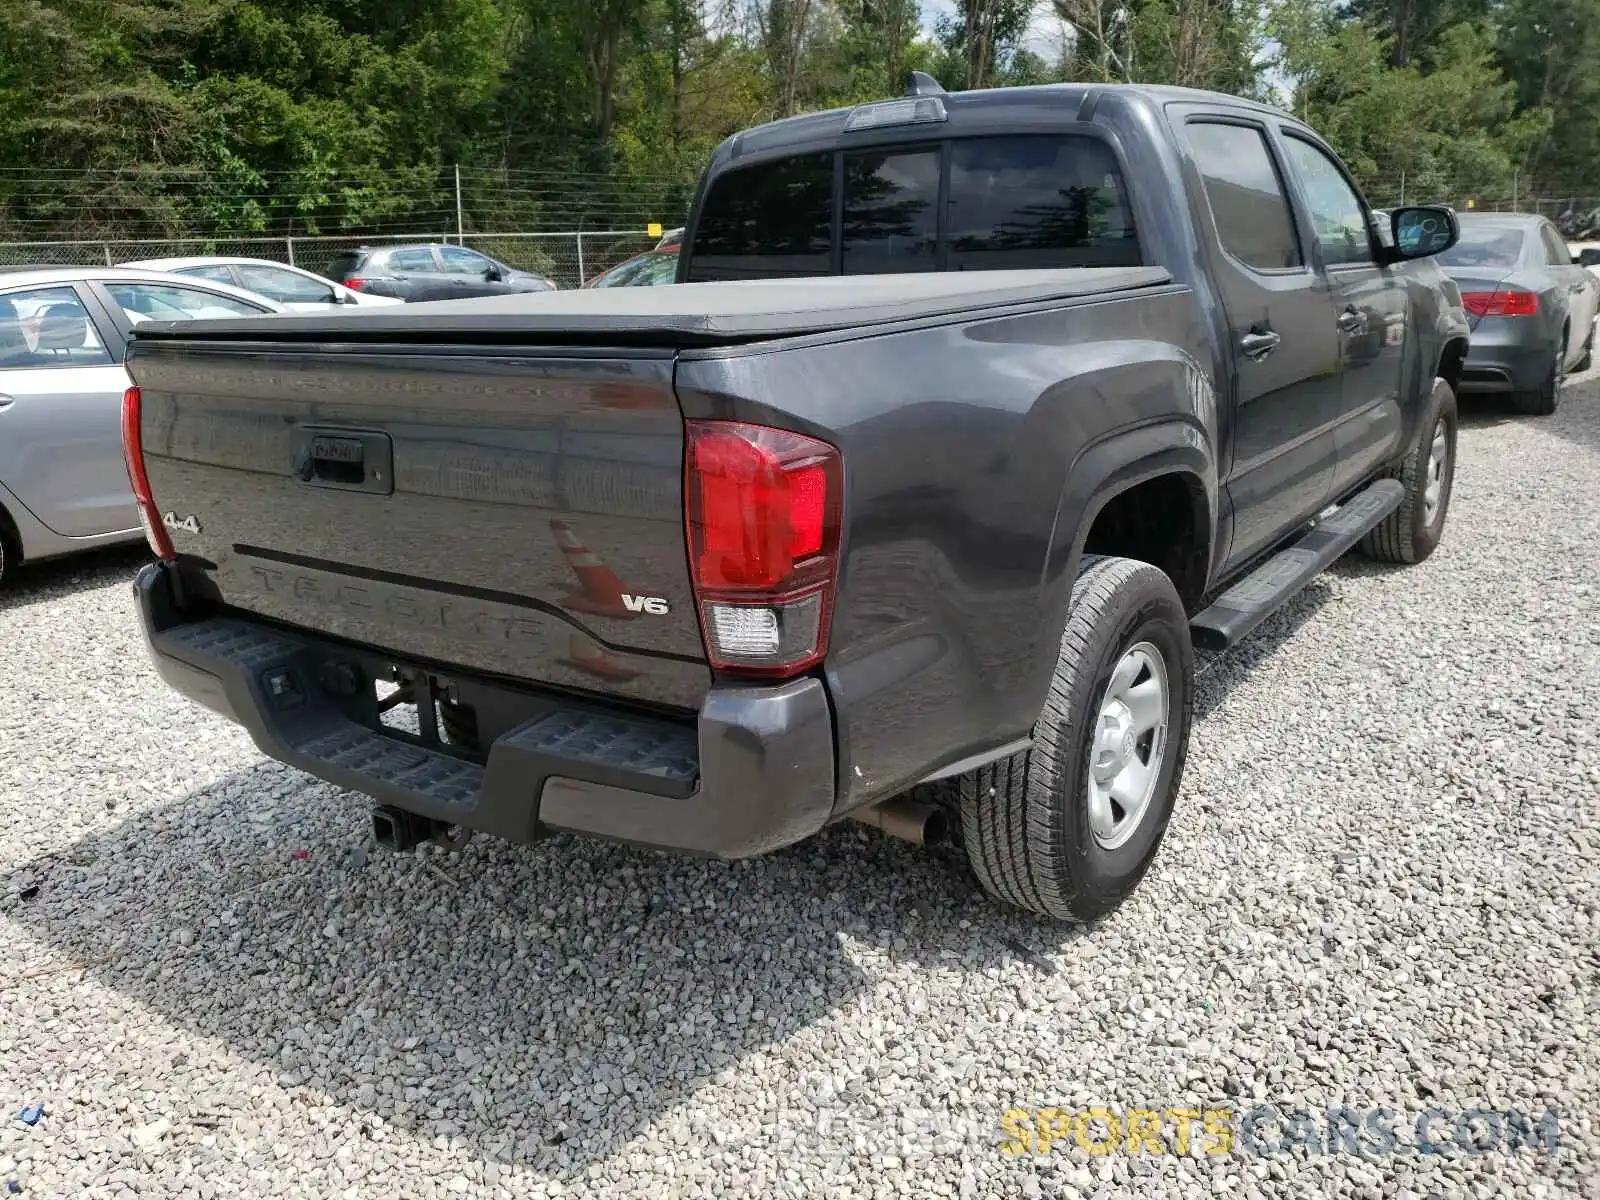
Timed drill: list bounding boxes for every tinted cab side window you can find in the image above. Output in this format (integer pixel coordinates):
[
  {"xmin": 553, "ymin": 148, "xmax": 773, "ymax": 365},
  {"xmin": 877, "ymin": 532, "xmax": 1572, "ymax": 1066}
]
[
  {"xmin": 1280, "ymin": 136, "xmax": 1373, "ymax": 266},
  {"xmin": 1187, "ymin": 122, "xmax": 1302, "ymax": 271}
]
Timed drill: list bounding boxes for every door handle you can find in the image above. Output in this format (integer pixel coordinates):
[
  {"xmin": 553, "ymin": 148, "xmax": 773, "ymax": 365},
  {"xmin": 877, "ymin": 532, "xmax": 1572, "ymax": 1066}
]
[
  {"xmin": 1239, "ymin": 329, "xmax": 1280, "ymax": 360},
  {"xmin": 1337, "ymin": 306, "xmax": 1367, "ymax": 334}
]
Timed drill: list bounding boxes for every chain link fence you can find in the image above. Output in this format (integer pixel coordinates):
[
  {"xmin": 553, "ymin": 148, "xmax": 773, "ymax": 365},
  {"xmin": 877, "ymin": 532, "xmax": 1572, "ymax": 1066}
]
[{"xmin": 0, "ymin": 230, "xmax": 665, "ymax": 290}]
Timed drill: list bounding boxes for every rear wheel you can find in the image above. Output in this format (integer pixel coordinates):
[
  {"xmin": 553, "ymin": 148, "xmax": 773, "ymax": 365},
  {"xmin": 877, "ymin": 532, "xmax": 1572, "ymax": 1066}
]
[
  {"xmin": 1511, "ymin": 340, "xmax": 1564, "ymax": 416},
  {"xmin": 1360, "ymin": 377, "xmax": 1457, "ymax": 565},
  {"xmin": 958, "ymin": 556, "xmax": 1194, "ymax": 922}
]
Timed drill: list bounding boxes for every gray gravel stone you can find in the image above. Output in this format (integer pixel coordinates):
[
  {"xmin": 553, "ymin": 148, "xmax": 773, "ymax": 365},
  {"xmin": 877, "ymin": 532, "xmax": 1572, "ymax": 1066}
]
[{"xmin": 0, "ymin": 384, "xmax": 1597, "ymax": 1199}]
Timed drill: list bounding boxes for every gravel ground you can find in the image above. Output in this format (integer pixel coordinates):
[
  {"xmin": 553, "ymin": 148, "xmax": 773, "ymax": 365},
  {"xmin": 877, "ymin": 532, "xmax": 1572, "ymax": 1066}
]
[{"xmin": 0, "ymin": 385, "xmax": 1596, "ymax": 1200}]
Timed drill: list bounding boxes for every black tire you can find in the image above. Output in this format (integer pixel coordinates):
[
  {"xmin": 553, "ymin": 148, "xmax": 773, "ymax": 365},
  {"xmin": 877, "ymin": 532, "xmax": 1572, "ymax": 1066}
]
[
  {"xmin": 958, "ymin": 556, "xmax": 1194, "ymax": 922},
  {"xmin": 0, "ymin": 506, "xmax": 18, "ymax": 588},
  {"xmin": 1360, "ymin": 377, "xmax": 1458, "ymax": 565},
  {"xmin": 1510, "ymin": 340, "xmax": 1564, "ymax": 416}
]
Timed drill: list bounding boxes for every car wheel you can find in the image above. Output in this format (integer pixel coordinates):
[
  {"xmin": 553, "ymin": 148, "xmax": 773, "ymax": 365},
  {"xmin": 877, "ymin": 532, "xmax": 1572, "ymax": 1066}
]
[
  {"xmin": 958, "ymin": 556, "xmax": 1194, "ymax": 922},
  {"xmin": 1511, "ymin": 340, "xmax": 1564, "ymax": 416},
  {"xmin": 1359, "ymin": 377, "xmax": 1458, "ymax": 565}
]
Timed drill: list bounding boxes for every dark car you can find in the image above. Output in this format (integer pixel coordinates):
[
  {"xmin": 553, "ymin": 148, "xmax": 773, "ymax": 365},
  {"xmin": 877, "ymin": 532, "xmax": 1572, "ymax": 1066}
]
[
  {"xmin": 326, "ymin": 244, "xmax": 557, "ymax": 303},
  {"xmin": 125, "ymin": 80, "xmax": 1466, "ymax": 922},
  {"xmin": 583, "ymin": 247, "xmax": 680, "ymax": 288},
  {"xmin": 1435, "ymin": 213, "xmax": 1598, "ymax": 414}
]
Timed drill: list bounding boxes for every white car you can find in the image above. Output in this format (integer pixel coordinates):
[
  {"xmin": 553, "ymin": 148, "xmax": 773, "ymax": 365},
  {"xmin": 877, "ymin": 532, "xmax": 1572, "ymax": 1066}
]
[
  {"xmin": 117, "ymin": 256, "xmax": 402, "ymax": 311},
  {"xmin": 1569, "ymin": 240, "xmax": 1600, "ymax": 283},
  {"xmin": 0, "ymin": 267, "xmax": 283, "ymax": 583}
]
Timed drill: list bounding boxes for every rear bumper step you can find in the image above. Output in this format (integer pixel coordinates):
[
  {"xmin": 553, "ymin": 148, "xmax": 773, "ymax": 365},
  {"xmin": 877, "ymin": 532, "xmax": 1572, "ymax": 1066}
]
[
  {"xmin": 1190, "ymin": 478, "xmax": 1403, "ymax": 651},
  {"xmin": 134, "ymin": 564, "xmax": 836, "ymax": 858}
]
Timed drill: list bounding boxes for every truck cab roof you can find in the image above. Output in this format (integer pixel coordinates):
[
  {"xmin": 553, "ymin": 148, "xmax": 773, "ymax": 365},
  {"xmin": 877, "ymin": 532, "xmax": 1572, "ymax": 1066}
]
[{"xmin": 713, "ymin": 82, "xmax": 1294, "ymax": 165}]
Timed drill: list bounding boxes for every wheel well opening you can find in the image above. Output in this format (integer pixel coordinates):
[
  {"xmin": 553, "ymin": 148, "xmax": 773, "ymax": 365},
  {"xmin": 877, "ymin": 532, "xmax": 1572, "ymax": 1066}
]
[
  {"xmin": 0, "ymin": 501, "xmax": 18, "ymax": 574},
  {"xmin": 1082, "ymin": 474, "xmax": 1208, "ymax": 610},
  {"xmin": 1438, "ymin": 338, "xmax": 1467, "ymax": 394}
]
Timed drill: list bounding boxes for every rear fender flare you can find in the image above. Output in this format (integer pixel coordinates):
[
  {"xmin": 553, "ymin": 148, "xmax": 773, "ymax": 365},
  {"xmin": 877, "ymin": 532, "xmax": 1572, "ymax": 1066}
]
[{"xmin": 1039, "ymin": 417, "xmax": 1218, "ymax": 661}]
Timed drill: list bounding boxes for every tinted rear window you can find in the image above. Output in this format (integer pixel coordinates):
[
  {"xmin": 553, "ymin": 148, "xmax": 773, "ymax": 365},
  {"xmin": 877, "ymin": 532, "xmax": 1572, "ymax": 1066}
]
[
  {"xmin": 688, "ymin": 153, "xmax": 834, "ymax": 279},
  {"xmin": 687, "ymin": 134, "xmax": 1140, "ymax": 280},
  {"xmin": 947, "ymin": 136, "xmax": 1138, "ymax": 268},
  {"xmin": 842, "ymin": 148, "xmax": 940, "ymax": 273}
]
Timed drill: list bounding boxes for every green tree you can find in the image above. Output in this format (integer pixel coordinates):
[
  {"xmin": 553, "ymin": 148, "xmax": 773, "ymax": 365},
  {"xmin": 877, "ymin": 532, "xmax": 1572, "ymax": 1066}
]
[{"xmin": 1270, "ymin": 0, "xmax": 1545, "ymax": 204}]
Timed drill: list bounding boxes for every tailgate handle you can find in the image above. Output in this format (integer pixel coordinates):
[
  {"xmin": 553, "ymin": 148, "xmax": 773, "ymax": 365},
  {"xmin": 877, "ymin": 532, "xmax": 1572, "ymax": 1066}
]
[{"xmin": 292, "ymin": 428, "xmax": 394, "ymax": 495}]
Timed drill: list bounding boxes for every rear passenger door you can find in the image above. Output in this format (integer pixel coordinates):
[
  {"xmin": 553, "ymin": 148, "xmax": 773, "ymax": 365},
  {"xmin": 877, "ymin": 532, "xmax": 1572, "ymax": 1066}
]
[
  {"xmin": 1179, "ymin": 116, "xmax": 1342, "ymax": 571},
  {"xmin": 387, "ymin": 248, "xmax": 450, "ymax": 301},
  {"xmin": 1277, "ymin": 133, "xmax": 1408, "ymax": 496}
]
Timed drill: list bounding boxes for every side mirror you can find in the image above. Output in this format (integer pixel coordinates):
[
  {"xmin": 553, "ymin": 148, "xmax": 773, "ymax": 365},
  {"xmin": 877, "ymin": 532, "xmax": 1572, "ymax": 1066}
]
[
  {"xmin": 485, "ymin": 266, "xmax": 505, "ymax": 282},
  {"xmin": 1387, "ymin": 205, "xmax": 1459, "ymax": 261},
  {"xmin": 1578, "ymin": 249, "xmax": 1600, "ymax": 268}
]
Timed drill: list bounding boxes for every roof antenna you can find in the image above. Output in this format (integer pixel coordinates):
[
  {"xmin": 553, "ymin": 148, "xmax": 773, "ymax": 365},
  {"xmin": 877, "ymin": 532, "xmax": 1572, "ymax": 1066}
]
[{"xmin": 904, "ymin": 71, "xmax": 945, "ymax": 98}]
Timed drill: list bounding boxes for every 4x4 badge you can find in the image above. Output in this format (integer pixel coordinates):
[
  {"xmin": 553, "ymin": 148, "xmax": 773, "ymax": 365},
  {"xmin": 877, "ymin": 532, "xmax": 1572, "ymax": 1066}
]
[{"xmin": 162, "ymin": 512, "xmax": 202, "ymax": 535}]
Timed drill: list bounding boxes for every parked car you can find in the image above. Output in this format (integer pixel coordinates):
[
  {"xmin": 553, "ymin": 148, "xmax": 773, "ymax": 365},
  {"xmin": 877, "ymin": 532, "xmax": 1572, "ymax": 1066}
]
[
  {"xmin": 0, "ymin": 267, "xmax": 281, "ymax": 584},
  {"xmin": 325, "ymin": 244, "xmax": 557, "ymax": 302},
  {"xmin": 583, "ymin": 247, "xmax": 680, "ymax": 288},
  {"xmin": 120, "ymin": 257, "xmax": 401, "ymax": 311},
  {"xmin": 1434, "ymin": 213, "xmax": 1599, "ymax": 413},
  {"xmin": 124, "ymin": 80, "xmax": 1466, "ymax": 922}
]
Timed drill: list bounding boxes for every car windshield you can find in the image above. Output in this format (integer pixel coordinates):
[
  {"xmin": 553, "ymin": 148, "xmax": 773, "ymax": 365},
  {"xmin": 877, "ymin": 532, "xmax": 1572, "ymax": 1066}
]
[{"xmin": 1436, "ymin": 226, "xmax": 1525, "ymax": 269}]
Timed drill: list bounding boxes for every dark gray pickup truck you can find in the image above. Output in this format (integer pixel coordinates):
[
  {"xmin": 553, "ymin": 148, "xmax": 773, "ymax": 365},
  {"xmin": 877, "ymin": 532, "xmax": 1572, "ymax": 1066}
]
[{"xmin": 122, "ymin": 81, "xmax": 1469, "ymax": 920}]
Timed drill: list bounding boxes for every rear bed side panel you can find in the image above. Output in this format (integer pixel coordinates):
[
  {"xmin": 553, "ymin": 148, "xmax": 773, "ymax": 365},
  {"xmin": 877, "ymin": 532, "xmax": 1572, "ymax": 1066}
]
[
  {"xmin": 129, "ymin": 343, "xmax": 712, "ymax": 711},
  {"xmin": 676, "ymin": 288, "xmax": 1215, "ymax": 811}
]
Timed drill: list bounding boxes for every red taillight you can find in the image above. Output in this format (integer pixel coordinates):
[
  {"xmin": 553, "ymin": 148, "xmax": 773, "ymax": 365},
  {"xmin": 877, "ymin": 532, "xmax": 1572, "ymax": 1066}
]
[
  {"xmin": 685, "ymin": 420, "xmax": 842, "ymax": 678},
  {"xmin": 120, "ymin": 386, "xmax": 175, "ymax": 561},
  {"xmin": 1461, "ymin": 289, "xmax": 1539, "ymax": 317},
  {"xmin": 344, "ymin": 277, "xmax": 370, "ymax": 292}
]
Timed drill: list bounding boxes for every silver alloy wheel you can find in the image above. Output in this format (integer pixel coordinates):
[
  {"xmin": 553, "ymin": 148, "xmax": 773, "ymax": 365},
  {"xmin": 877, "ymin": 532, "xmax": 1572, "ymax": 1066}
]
[
  {"xmin": 1423, "ymin": 418, "xmax": 1448, "ymax": 525},
  {"xmin": 1087, "ymin": 641, "xmax": 1170, "ymax": 851}
]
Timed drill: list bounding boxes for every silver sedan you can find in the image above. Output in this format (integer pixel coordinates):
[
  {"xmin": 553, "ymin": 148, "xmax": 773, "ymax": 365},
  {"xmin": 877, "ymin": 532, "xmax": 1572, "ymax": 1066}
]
[{"xmin": 0, "ymin": 267, "xmax": 281, "ymax": 584}]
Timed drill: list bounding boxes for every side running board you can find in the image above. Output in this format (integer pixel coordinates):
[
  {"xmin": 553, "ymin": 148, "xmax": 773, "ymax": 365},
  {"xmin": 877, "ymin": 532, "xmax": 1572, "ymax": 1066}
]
[{"xmin": 1190, "ymin": 478, "xmax": 1404, "ymax": 651}]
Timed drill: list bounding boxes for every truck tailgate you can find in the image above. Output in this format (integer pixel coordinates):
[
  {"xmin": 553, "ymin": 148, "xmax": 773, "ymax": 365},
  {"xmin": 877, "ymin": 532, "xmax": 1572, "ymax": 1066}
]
[{"xmin": 126, "ymin": 341, "xmax": 711, "ymax": 710}]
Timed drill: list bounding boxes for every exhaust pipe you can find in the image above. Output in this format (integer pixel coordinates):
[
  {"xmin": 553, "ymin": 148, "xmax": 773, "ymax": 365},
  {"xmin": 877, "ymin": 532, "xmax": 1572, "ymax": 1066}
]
[{"xmin": 849, "ymin": 798, "xmax": 948, "ymax": 846}]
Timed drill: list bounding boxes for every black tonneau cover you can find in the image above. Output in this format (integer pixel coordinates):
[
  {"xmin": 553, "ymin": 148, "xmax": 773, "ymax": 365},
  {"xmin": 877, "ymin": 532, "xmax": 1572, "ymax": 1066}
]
[{"xmin": 129, "ymin": 267, "xmax": 1172, "ymax": 348}]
